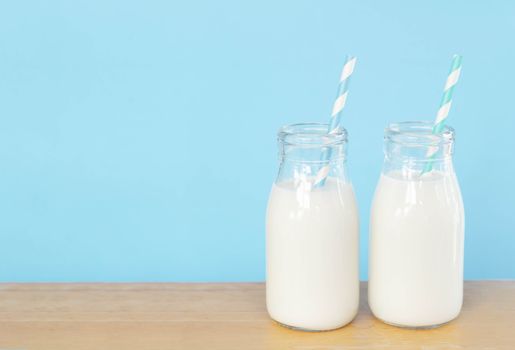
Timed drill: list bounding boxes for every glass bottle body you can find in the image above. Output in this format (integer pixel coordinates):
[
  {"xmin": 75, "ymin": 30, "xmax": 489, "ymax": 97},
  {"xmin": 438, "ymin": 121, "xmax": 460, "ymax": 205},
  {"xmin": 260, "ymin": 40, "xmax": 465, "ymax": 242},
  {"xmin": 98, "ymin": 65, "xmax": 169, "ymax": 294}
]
[
  {"xmin": 266, "ymin": 123, "xmax": 359, "ymax": 331},
  {"xmin": 368, "ymin": 121, "xmax": 465, "ymax": 328}
]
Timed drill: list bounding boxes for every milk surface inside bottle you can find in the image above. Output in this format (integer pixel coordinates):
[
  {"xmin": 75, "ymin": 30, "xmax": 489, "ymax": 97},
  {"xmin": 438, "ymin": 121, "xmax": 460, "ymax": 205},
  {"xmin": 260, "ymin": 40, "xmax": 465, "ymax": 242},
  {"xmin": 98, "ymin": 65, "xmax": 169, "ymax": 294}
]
[
  {"xmin": 369, "ymin": 121, "xmax": 465, "ymax": 328},
  {"xmin": 266, "ymin": 123, "xmax": 359, "ymax": 331}
]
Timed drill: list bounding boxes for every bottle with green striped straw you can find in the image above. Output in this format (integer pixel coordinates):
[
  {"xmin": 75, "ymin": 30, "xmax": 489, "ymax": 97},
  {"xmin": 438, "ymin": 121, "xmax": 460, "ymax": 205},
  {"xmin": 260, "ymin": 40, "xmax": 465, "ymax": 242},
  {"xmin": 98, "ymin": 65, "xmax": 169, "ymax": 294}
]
[{"xmin": 368, "ymin": 55, "xmax": 465, "ymax": 329}]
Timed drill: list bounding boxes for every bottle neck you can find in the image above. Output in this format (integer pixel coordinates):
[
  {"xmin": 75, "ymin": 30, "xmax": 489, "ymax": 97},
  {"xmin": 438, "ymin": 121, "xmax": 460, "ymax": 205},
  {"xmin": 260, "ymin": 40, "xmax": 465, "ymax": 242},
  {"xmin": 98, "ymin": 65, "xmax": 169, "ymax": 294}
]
[
  {"xmin": 383, "ymin": 154, "xmax": 455, "ymax": 177},
  {"xmin": 383, "ymin": 121, "xmax": 456, "ymax": 178},
  {"xmin": 279, "ymin": 144, "xmax": 347, "ymax": 164},
  {"xmin": 276, "ymin": 123, "xmax": 349, "ymax": 185}
]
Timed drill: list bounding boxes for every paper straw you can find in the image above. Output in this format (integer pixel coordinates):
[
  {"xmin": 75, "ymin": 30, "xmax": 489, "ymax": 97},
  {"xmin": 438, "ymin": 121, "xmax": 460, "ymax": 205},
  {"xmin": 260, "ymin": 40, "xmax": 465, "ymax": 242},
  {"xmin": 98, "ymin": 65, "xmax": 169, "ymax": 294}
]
[
  {"xmin": 329, "ymin": 56, "xmax": 357, "ymax": 134},
  {"xmin": 423, "ymin": 55, "xmax": 463, "ymax": 174},
  {"xmin": 314, "ymin": 56, "xmax": 357, "ymax": 186}
]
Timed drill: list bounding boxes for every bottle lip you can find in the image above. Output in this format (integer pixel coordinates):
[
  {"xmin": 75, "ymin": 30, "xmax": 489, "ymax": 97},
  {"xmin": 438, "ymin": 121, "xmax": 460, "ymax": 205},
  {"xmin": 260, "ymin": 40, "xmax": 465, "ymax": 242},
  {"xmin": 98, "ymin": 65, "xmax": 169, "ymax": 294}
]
[
  {"xmin": 278, "ymin": 122, "xmax": 348, "ymax": 147},
  {"xmin": 385, "ymin": 121, "xmax": 455, "ymax": 146}
]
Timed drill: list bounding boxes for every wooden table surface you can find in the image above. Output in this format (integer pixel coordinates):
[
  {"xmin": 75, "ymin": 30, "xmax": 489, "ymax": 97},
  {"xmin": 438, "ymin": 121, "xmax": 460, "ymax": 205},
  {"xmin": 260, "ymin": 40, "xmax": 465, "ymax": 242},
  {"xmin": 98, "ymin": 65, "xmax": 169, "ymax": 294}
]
[{"xmin": 0, "ymin": 282, "xmax": 514, "ymax": 350}]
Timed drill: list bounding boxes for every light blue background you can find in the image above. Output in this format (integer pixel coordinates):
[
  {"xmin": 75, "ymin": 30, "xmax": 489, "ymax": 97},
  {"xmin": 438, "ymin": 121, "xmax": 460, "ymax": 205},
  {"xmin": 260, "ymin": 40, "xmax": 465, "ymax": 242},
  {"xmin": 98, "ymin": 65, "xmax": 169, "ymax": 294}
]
[{"xmin": 1, "ymin": 1, "xmax": 514, "ymax": 282}]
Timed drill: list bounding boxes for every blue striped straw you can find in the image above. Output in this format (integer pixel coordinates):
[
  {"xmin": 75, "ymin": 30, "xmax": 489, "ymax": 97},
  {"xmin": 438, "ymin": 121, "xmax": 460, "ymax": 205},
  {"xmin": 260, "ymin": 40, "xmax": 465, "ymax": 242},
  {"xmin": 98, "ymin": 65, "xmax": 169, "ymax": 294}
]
[
  {"xmin": 313, "ymin": 55, "xmax": 357, "ymax": 186},
  {"xmin": 423, "ymin": 55, "xmax": 463, "ymax": 174}
]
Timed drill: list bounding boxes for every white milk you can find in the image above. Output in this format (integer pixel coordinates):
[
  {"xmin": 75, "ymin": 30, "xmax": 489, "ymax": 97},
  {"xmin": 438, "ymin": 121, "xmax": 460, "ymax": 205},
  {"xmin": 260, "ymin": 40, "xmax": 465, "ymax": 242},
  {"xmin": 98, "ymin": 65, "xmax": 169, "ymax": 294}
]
[
  {"xmin": 369, "ymin": 170, "xmax": 464, "ymax": 328},
  {"xmin": 266, "ymin": 178, "xmax": 359, "ymax": 331}
]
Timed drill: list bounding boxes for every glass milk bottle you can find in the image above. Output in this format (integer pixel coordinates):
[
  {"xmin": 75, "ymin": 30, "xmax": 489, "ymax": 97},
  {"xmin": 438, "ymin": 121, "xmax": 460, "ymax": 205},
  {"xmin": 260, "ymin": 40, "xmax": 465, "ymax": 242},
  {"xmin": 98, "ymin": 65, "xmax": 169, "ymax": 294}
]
[
  {"xmin": 266, "ymin": 123, "xmax": 359, "ymax": 331},
  {"xmin": 369, "ymin": 121, "xmax": 465, "ymax": 328}
]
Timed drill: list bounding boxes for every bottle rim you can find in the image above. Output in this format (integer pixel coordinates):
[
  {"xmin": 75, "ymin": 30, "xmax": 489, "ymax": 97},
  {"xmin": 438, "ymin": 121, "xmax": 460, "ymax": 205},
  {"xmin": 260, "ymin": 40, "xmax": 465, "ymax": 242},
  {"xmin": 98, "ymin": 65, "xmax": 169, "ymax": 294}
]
[
  {"xmin": 278, "ymin": 122, "xmax": 348, "ymax": 147},
  {"xmin": 385, "ymin": 121, "xmax": 454, "ymax": 147}
]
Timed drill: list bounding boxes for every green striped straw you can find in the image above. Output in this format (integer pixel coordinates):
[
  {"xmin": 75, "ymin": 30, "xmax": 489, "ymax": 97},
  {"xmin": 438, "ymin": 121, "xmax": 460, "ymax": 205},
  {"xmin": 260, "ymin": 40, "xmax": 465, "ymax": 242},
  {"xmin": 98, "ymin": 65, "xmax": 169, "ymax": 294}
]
[
  {"xmin": 313, "ymin": 55, "xmax": 357, "ymax": 186},
  {"xmin": 423, "ymin": 54, "xmax": 463, "ymax": 174}
]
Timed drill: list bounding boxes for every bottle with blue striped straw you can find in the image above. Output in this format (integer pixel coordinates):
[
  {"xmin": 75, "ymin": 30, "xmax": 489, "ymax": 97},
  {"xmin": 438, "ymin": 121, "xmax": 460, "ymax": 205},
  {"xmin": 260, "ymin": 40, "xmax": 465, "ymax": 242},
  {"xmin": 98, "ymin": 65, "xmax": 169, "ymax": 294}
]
[
  {"xmin": 265, "ymin": 56, "xmax": 360, "ymax": 331},
  {"xmin": 368, "ymin": 56, "xmax": 465, "ymax": 329}
]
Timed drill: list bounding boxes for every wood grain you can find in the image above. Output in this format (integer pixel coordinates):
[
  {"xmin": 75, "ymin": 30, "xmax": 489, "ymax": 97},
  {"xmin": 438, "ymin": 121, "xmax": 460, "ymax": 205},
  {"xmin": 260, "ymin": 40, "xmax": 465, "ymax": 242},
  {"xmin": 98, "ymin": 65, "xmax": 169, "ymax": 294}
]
[{"xmin": 0, "ymin": 282, "xmax": 514, "ymax": 349}]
